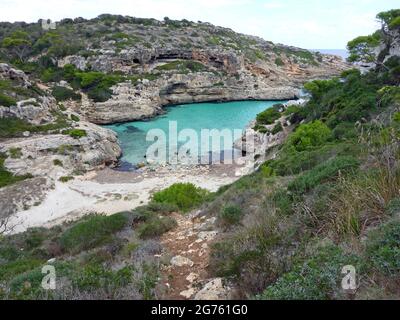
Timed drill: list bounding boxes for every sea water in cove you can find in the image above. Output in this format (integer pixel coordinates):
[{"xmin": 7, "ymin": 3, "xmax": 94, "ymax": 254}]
[{"xmin": 105, "ymin": 100, "xmax": 286, "ymax": 167}]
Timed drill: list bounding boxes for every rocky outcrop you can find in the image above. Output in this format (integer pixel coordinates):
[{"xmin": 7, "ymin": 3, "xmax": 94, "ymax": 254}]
[
  {"xmin": 1, "ymin": 121, "xmax": 121, "ymax": 179},
  {"xmin": 0, "ymin": 63, "xmax": 58, "ymax": 124},
  {"xmin": 234, "ymin": 99, "xmax": 307, "ymax": 167}
]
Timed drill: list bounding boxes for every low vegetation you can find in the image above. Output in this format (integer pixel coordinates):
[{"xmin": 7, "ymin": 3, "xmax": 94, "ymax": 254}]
[{"xmin": 152, "ymin": 183, "xmax": 210, "ymax": 213}]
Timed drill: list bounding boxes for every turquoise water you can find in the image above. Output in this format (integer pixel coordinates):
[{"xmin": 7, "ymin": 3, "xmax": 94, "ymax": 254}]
[{"xmin": 105, "ymin": 100, "xmax": 286, "ymax": 166}]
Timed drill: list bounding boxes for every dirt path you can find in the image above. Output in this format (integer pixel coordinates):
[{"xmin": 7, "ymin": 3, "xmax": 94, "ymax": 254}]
[{"xmin": 157, "ymin": 212, "xmax": 233, "ymax": 300}]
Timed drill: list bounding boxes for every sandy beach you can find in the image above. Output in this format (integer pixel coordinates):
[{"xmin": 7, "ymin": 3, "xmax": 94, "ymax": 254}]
[{"xmin": 7, "ymin": 162, "xmax": 250, "ymax": 234}]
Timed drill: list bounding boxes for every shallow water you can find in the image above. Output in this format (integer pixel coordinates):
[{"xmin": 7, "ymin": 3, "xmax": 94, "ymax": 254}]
[{"xmin": 105, "ymin": 100, "xmax": 286, "ymax": 166}]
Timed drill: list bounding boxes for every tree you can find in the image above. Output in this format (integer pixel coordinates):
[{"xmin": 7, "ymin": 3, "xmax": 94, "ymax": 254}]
[
  {"xmin": 1, "ymin": 30, "xmax": 32, "ymax": 62},
  {"xmin": 377, "ymin": 9, "xmax": 400, "ymax": 31},
  {"xmin": 347, "ymin": 33, "xmax": 381, "ymax": 64},
  {"xmin": 347, "ymin": 9, "xmax": 400, "ymax": 68}
]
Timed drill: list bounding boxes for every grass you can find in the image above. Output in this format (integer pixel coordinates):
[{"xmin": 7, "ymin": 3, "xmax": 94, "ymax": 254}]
[
  {"xmin": 288, "ymin": 156, "xmax": 360, "ymax": 194},
  {"xmin": 219, "ymin": 205, "xmax": 243, "ymax": 226},
  {"xmin": 62, "ymin": 129, "xmax": 87, "ymax": 139},
  {"xmin": 155, "ymin": 60, "xmax": 207, "ymax": 74},
  {"xmin": 59, "ymin": 176, "xmax": 74, "ymax": 182},
  {"xmin": 59, "ymin": 214, "xmax": 128, "ymax": 253},
  {"xmin": 137, "ymin": 216, "xmax": 177, "ymax": 239},
  {"xmin": 8, "ymin": 148, "xmax": 22, "ymax": 159},
  {"xmin": 51, "ymin": 86, "xmax": 81, "ymax": 102},
  {"xmin": 259, "ymin": 244, "xmax": 360, "ymax": 300},
  {"xmin": 0, "ymin": 93, "xmax": 17, "ymax": 107},
  {"xmin": 366, "ymin": 218, "xmax": 400, "ymax": 276}
]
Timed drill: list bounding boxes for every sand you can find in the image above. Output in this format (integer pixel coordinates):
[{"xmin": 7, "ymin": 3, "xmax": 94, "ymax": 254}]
[{"xmin": 7, "ymin": 163, "xmax": 246, "ymax": 234}]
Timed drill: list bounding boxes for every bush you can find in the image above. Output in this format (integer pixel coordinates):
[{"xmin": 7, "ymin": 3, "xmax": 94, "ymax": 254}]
[
  {"xmin": 70, "ymin": 114, "xmax": 80, "ymax": 122},
  {"xmin": 275, "ymin": 57, "xmax": 284, "ymax": 66},
  {"xmin": 137, "ymin": 216, "xmax": 177, "ymax": 239},
  {"xmin": 259, "ymin": 244, "xmax": 360, "ymax": 300},
  {"xmin": 63, "ymin": 129, "xmax": 87, "ymax": 139},
  {"xmin": 53, "ymin": 159, "xmax": 63, "ymax": 167},
  {"xmin": 256, "ymin": 105, "xmax": 282, "ymax": 126},
  {"xmin": 51, "ymin": 86, "xmax": 81, "ymax": 102},
  {"xmin": 271, "ymin": 122, "xmax": 283, "ymax": 135},
  {"xmin": 0, "ymin": 258, "xmax": 43, "ymax": 281},
  {"xmin": 8, "ymin": 147, "xmax": 22, "ymax": 159},
  {"xmin": 59, "ymin": 176, "xmax": 74, "ymax": 182},
  {"xmin": 73, "ymin": 264, "xmax": 133, "ymax": 291},
  {"xmin": 219, "ymin": 205, "xmax": 243, "ymax": 226},
  {"xmin": 0, "ymin": 93, "xmax": 17, "ymax": 107},
  {"xmin": 268, "ymin": 141, "xmax": 360, "ymax": 176},
  {"xmin": 152, "ymin": 183, "xmax": 210, "ymax": 213},
  {"xmin": 366, "ymin": 219, "xmax": 400, "ymax": 276},
  {"xmin": 288, "ymin": 156, "xmax": 359, "ymax": 193},
  {"xmin": 59, "ymin": 214, "xmax": 128, "ymax": 253},
  {"xmin": 285, "ymin": 120, "xmax": 332, "ymax": 152}
]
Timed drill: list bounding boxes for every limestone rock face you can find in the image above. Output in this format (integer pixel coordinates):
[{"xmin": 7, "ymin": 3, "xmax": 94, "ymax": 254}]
[
  {"xmin": 0, "ymin": 64, "xmax": 58, "ymax": 124},
  {"xmin": 1, "ymin": 121, "xmax": 121, "ymax": 179}
]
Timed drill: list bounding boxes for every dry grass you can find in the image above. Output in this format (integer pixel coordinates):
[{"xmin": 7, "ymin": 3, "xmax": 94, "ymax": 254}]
[{"xmin": 326, "ymin": 126, "xmax": 400, "ymax": 238}]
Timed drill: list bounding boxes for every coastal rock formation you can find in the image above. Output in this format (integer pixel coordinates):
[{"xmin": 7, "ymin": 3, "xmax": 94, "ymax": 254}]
[
  {"xmin": 0, "ymin": 15, "xmax": 348, "ymax": 124},
  {"xmin": 1, "ymin": 121, "xmax": 121, "ymax": 179}
]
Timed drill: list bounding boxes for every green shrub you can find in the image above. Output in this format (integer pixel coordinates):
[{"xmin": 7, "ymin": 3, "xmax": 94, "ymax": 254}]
[
  {"xmin": 152, "ymin": 183, "xmax": 210, "ymax": 212},
  {"xmin": 288, "ymin": 156, "xmax": 359, "ymax": 193},
  {"xmin": 268, "ymin": 141, "xmax": 360, "ymax": 176},
  {"xmin": 8, "ymin": 267, "xmax": 46, "ymax": 299},
  {"xmin": 0, "ymin": 93, "xmax": 17, "ymax": 107},
  {"xmin": 394, "ymin": 112, "xmax": 400, "ymax": 123},
  {"xmin": 270, "ymin": 189, "xmax": 294, "ymax": 216},
  {"xmin": 260, "ymin": 164, "xmax": 275, "ymax": 178},
  {"xmin": 59, "ymin": 176, "xmax": 74, "ymax": 182},
  {"xmin": 0, "ymin": 116, "xmax": 68, "ymax": 138},
  {"xmin": 59, "ymin": 214, "xmax": 128, "ymax": 253},
  {"xmin": 51, "ymin": 86, "xmax": 81, "ymax": 102},
  {"xmin": 70, "ymin": 114, "xmax": 80, "ymax": 122},
  {"xmin": 285, "ymin": 120, "xmax": 332, "ymax": 152},
  {"xmin": 137, "ymin": 216, "xmax": 177, "ymax": 239},
  {"xmin": 53, "ymin": 159, "xmax": 63, "ymax": 167},
  {"xmin": 275, "ymin": 57, "xmax": 284, "ymax": 66},
  {"xmin": 73, "ymin": 264, "xmax": 133, "ymax": 290},
  {"xmin": 219, "ymin": 205, "xmax": 243, "ymax": 226},
  {"xmin": 332, "ymin": 122, "xmax": 357, "ymax": 140},
  {"xmin": 63, "ymin": 129, "xmax": 87, "ymax": 139},
  {"xmin": 0, "ymin": 258, "xmax": 43, "ymax": 281},
  {"xmin": 271, "ymin": 122, "xmax": 283, "ymax": 135},
  {"xmin": 256, "ymin": 105, "xmax": 282, "ymax": 126},
  {"xmin": 259, "ymin": 244, "xmax": 360, "ymax": 300},
  {"xmin": 8, "ymin": 147, "xmax": 22, "ymax": 159},
  {"xmin": 366, "ymin": 219, "xmax": 400, "ymax": 276}
]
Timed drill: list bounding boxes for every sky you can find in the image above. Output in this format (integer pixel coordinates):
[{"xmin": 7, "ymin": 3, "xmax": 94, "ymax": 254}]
[{"xmin": 0, "ymin": 0, "xmax": 398, "ymax": 49}]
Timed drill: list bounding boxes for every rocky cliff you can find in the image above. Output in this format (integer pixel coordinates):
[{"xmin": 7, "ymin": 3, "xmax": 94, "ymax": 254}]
[{"xmin": 1, "ymin": 15, "xmax": 348, "ymax": 124}]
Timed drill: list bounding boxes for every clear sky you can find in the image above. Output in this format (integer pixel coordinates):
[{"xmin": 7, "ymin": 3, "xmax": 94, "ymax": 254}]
[{"xmin": 0, "ymin": 0, "xmax": 398, "ymax": 49}]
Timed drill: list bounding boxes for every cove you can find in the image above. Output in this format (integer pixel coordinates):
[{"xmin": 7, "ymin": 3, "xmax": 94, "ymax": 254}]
[{"xmin": 104, "ymin": 100, "xmax": 287, "ymax": 167}]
